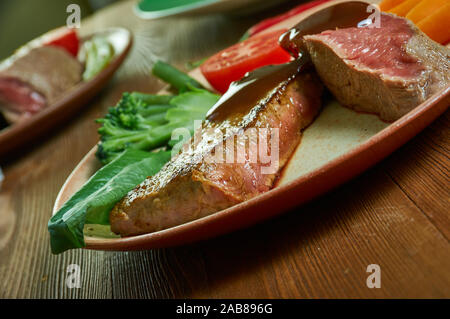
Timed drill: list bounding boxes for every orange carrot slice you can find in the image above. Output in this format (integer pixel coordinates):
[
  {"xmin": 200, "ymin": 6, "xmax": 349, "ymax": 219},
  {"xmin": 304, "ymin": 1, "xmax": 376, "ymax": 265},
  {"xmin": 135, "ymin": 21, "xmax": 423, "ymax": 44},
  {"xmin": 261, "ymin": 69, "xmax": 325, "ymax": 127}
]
[
  {"xmin": 389, "ymin": 0, "xmax": 422, "ymax": 16},
  {"xmin": 406, "ymin": 0, "xmax": 448, "ymax": 23},
  {"xmin": 417, "ymin": 4, "xmax": 450, "ymax": 44},
  {"xmin": 379, "ymin": 0, "xmax": 407, "ymax": 11}
]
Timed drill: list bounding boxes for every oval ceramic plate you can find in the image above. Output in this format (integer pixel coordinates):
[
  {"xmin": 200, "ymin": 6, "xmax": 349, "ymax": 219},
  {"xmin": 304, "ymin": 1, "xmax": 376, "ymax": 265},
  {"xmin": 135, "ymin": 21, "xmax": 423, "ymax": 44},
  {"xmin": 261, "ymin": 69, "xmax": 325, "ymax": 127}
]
[
  {"xmin": 54, "ymin": 0, "xmax": 450, "ymax": 251},
  {"xmin": 134, "ymin": 0, "xmax": 290, "ymax": 20},
  {"xmin": 0, "ymin": 27, "xmax": 132, "ymax": 157}
]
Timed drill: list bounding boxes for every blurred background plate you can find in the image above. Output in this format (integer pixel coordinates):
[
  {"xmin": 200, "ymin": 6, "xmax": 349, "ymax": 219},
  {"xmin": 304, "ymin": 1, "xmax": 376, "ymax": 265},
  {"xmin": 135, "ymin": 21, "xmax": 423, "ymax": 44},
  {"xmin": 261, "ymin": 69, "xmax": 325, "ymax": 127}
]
[
  {"xmin": 134, "ymin": 0, "xmax": 291, "ymax": 19},
  {"xmin": 0, "ymin": 27, "xmax": 132, "ymax": 157}
]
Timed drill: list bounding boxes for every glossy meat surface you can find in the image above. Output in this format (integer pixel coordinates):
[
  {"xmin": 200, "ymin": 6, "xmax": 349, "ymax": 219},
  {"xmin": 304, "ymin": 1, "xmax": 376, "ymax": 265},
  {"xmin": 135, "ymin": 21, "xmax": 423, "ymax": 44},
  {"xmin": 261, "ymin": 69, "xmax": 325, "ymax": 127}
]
[{"xmin": 110, "ymin": 70, "xmax": 323, "ymax": 236}]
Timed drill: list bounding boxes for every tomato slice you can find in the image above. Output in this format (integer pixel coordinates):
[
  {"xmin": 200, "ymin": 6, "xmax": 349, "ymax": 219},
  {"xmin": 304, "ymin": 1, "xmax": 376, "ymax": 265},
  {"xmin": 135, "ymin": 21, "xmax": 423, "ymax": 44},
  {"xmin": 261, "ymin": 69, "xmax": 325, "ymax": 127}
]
[
  {"xmin": 44, "ymin": 28, "xmax": 80, "ymax": 57},
  {"xmin": 200, "ymin": 29, "xmax": 292, "ymax": 93}
]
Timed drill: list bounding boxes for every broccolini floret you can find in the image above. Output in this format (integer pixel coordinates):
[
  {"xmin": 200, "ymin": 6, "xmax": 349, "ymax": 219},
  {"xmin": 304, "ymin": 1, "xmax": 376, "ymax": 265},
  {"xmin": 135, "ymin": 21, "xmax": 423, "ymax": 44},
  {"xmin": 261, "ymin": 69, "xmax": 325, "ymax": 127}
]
[
  {"xmin": 96, "ymin": 92, "xmax": 174, "ymax": 164},
  {"xmin": 96, "ymin": 62, "xmax": 220, "ymax": 164}
]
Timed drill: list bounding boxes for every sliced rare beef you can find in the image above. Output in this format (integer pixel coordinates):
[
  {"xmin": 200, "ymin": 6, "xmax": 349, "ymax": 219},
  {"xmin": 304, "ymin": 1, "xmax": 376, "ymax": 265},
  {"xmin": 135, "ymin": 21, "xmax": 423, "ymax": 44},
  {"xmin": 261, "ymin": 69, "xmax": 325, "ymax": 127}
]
[
  {"xmin": 0, "ymin": 78, "xmax": 47, "ymax": 122},
  {"xmin": 110, "ymin": 61, "xmax": 323, "ymax": 236},
  {"xmin": 0, "ymin": 46, "xmax": 83, "ymax": 122},
  {"xmin": 303, "ymin": 13, "xmax": 450, "ymax": 122}
]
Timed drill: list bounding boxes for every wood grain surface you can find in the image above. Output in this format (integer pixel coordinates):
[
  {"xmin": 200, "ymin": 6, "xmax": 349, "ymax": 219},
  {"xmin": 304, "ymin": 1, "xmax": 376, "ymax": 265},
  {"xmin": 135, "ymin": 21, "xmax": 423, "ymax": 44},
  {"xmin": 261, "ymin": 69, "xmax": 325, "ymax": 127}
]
[{"xmin": 0, "ymin": 0, "xmax": 449, "ymax": 299}]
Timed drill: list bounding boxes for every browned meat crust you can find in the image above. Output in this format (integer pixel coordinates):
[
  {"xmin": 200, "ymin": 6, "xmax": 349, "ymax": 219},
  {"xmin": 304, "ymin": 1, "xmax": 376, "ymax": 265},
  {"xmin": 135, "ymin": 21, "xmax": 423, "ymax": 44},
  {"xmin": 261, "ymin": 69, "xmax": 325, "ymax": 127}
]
[{"xmin": 110, "ymin": 70, "xmax": 323, "ymax": 236}]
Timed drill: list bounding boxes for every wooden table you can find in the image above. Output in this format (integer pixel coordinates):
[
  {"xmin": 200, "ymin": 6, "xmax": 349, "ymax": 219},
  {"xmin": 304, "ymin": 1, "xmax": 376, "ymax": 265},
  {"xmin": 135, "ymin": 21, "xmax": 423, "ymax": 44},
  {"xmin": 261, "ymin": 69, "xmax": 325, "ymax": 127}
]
[{"xmin": 0, "ymin": 0, "xmax": 449, "ymax": 299}]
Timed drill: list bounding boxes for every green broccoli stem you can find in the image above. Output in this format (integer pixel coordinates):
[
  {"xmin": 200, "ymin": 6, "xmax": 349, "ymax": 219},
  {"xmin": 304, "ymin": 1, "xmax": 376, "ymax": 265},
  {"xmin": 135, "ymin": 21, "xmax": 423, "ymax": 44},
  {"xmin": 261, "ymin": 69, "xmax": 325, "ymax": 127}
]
[
  {"xmin": 101, "ymin": 131, "xmax": 151, "ymax": 152},
  {"xmin": 138, "ymin": 113, "xmax": 168, "ymax": 126},
  {"xmin": 130, "ymin": 92, "xmax": 174, "ymax": 105},
  {"xmin": 133, "ymin": 121, "xmax": 187, "ymax": 151},
  {"xmin": 100, "ymin": 121, "xmax": 182, "ymax": 156},
  {"xmin": 97, "ymin": 121, "xmax": 137, "ymax": 138},
  {"xmin": 139, "ymin": 105, "xmax": 174, "ymax": 118},
  {"xmin": 152, "ymin": 61, "xmax": 203, "ymax": 92}
]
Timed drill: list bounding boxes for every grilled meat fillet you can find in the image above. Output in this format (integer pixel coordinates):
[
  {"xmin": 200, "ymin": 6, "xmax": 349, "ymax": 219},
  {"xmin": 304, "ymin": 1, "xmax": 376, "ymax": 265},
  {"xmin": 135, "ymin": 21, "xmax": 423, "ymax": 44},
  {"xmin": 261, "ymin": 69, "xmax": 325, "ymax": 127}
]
[{"xmin": 111, "ymin": 63, "xmax": 323, "ymax": 236}]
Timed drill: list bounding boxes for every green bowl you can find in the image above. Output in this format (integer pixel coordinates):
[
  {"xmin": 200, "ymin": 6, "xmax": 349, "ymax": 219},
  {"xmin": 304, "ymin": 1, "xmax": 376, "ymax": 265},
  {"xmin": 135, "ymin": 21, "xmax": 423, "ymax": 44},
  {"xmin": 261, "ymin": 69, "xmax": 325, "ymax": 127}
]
[
  {"xmin": 135, "ymin": 0, "xmax": 219, "ymax": 19},
  {"xmin": 134, "ymin": 0, "xmax": 289, "ymax": 20}
]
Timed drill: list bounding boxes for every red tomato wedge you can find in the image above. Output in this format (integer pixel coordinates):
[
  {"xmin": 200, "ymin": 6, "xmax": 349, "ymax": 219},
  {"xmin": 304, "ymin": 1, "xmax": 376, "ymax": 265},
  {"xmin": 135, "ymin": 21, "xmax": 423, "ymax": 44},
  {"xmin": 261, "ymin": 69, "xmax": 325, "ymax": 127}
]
[
  {"xmin": 201, "ymin": 29, "xmax": 292, "ymax": 93},
  {"xmin": 44, "ymin": 28, "xmax": 80, "ymax": 57}
]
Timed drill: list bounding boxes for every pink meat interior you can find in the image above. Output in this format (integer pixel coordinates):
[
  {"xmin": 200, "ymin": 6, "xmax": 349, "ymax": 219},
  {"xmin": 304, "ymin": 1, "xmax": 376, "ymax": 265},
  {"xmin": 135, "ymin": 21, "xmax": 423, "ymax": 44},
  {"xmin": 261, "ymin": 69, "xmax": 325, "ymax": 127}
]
[
  {"xmin": 0, "ymin": 77, "xmax": 46, "ymax": 115},
  {"xmin": 312, "ymin": 14, "xmax": 425, "ymax": 78}
]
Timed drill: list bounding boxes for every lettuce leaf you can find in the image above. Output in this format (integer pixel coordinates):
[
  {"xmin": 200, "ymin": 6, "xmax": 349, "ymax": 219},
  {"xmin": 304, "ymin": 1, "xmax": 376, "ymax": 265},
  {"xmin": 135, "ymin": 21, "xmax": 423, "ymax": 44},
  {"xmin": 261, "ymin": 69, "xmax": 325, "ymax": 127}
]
[{"xmin": 48, "ymin": 149, "xmax": 170, "ymax": 254}]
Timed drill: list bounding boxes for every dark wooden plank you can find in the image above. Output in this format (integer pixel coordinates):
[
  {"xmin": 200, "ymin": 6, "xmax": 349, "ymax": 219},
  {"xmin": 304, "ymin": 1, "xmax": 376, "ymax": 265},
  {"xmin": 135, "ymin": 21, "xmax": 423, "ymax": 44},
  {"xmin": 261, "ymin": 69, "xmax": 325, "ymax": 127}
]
[
  {"xmin": 384, "ymin": 110, "xmax": 450, "ymax": 239},
  {"xmin": 0, "ymin": 93, "xmax": 106, "ymax": 298},
  {"xmin": 189, "ymin": 166, "xmax": 450, "ymax": 298}
]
